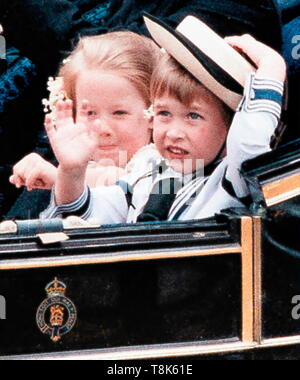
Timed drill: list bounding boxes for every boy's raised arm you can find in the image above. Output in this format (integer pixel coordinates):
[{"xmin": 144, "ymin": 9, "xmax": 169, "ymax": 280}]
[{"xmin": 224, "ymin": 35, "xmax": 286, "ymax": 199}]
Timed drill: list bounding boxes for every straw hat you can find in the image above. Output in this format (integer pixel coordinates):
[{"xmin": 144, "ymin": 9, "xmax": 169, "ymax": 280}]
[{"xmin": 144, "ymin": 13, "xmax": 256, "ymax": 110}]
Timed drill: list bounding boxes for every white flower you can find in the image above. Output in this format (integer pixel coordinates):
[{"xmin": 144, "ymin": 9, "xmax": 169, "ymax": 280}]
[
  {"xmin": 143, "ymin": 105, "xmax": 155, "ymax": 120},
  {"xmin": 43, "ymin": 76, "xmax": 67, "ymax": 115}
]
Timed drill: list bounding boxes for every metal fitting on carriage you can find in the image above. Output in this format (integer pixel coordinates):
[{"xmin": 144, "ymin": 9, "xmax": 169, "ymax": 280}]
[{"xmin": 0, "ymin": 221, "xmax": 17, "ymax": 235}]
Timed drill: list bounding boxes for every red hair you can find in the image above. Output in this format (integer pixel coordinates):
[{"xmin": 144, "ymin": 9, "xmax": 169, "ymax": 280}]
[{"xmin": 59, "ymin": 31, "xmax": 162, "ymax": 109}]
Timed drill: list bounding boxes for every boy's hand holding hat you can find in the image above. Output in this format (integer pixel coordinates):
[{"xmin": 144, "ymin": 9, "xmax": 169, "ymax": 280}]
[{"xmin": 225, "ymin": 34, "xmax": 287, "ymax": 83}]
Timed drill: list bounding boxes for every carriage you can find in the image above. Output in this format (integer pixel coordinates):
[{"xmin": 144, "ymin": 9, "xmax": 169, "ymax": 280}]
[{"xmin": 0, "ymin": 138, "xmax": 299, "ymax": 360}]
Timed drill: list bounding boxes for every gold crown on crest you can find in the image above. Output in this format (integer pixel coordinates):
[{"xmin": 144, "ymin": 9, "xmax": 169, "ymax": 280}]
[{"xmin": 45, "ymin": 278, "xmax": 67, "ymax": 297}]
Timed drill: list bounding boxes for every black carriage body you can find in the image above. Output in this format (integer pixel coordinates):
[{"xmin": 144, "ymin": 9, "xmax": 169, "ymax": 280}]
[
  {"xmin": 241, "ymin": 139, "xmax": 300, "ymax": 358},
  {"xmin": 1, "ymin": 140, "xmax": 300, "ymax": 359},
  {"xmin": 0, "ymin": 217, "xmax": 250, "ymax": 359}
]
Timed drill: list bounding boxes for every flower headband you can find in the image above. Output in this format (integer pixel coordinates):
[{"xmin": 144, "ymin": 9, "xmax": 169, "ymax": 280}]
[
  {"xmin": 43, "ymin": 76, "xmax": 155, "ymax": 121},
  {"xmin": 42, "ymin": 77, "xmax": 67, "ymax": 115}
]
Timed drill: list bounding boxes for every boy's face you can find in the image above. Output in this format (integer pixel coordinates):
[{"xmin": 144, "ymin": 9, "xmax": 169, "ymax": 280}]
[{"xmin": 153, "ymin": 93, "xmax": 229, "ymax": 174}]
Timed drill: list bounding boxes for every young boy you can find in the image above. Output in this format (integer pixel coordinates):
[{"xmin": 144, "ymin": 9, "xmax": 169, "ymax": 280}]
[{"xmin": 41, "ymin": 28, "xmax": 286, "ymax": 223}]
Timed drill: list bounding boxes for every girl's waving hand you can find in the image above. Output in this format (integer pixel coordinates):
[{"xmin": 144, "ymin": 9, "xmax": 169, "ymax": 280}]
[{"xmin": 45, "ymin": 99, "xmax": 101, "ymax": 172}]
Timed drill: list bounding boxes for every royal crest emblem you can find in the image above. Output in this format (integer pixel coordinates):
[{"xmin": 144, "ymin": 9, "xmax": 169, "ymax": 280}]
[{"xmin": 36, "ymin": 278, "xmax": 77, "ymax": 342}]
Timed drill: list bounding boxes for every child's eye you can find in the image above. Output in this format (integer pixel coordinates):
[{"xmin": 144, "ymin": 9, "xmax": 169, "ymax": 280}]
[
  {"xmin": 87, "ymin": 110, "xmax": 97, "ymax": 117},
  {"xmin": 157, "ymin": 111, "xmax": 171, "ymax": 118},
  {"xmin": 188, "ymin": 112, "xmax": 203, "ymax": 120},
  {"xmin": 113, "ymin": 110, "xmax": 128, "ymax": 116}
]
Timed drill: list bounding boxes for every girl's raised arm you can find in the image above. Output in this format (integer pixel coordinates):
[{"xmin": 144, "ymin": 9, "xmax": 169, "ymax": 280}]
[{"xmin": 45, "ymin": 100, "xmax": 101, "ymax": 205}]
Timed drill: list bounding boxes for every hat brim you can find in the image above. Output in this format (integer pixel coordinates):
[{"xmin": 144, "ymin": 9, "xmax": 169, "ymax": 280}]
[{"xmin": 143, "ymin": 13, "xmax": 255, "ymax": 110}]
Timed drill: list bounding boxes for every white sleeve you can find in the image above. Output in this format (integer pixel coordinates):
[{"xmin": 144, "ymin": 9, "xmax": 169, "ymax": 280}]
[
  {"xmin": 225, "ymin": 73, "xmax": 284, "ymax": 198},
  {"xmin": 40, "ymin": 185, "xmax": 129, "ymax": 224}
]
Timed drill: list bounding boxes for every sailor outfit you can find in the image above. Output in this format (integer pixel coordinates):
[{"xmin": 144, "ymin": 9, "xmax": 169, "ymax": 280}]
[{"xmin": 41, "ymin": 74, "xmax": 284, "ymax": 223}]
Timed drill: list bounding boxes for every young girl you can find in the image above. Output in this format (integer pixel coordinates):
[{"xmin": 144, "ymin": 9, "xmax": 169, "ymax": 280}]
[
  {"xmin": 8, "ymin": 31, "xmax": 162, "ymax": 218},
  {"xmin": 41, "ymin": 31, "xmax": 286, "ymax": 223}
]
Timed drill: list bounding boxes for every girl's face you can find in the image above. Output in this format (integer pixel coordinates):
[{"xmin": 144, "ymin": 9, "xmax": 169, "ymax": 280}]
[
  {"xmin": 153, "ymin": 93, "xmax": 229, "ymax": 174},
  {"xmin": 75, "ymin": 70, "xmax": 152, "ymax": 167}
]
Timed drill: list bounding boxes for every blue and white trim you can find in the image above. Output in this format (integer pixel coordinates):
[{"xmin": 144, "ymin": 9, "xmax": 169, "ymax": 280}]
[
  {"xmin": 41, "ymin": 186, "xmax": 92, "ymax": 220},
  {"xmin": 240, "ymin": 73, "xmax": 284, "ymax": 120},
  {"xmin": 168, "ymin": 177, "xmax": 206, "ymax": 220}
]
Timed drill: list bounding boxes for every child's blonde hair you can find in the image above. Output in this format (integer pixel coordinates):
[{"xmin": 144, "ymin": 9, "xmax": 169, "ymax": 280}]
[
  {"xmin": 59, "ymin": 31, "xmax": 162, "ymax": 111},
  {"xmin": 150, "ymin": 54, "xmax": 234, "ymax": 126}
]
